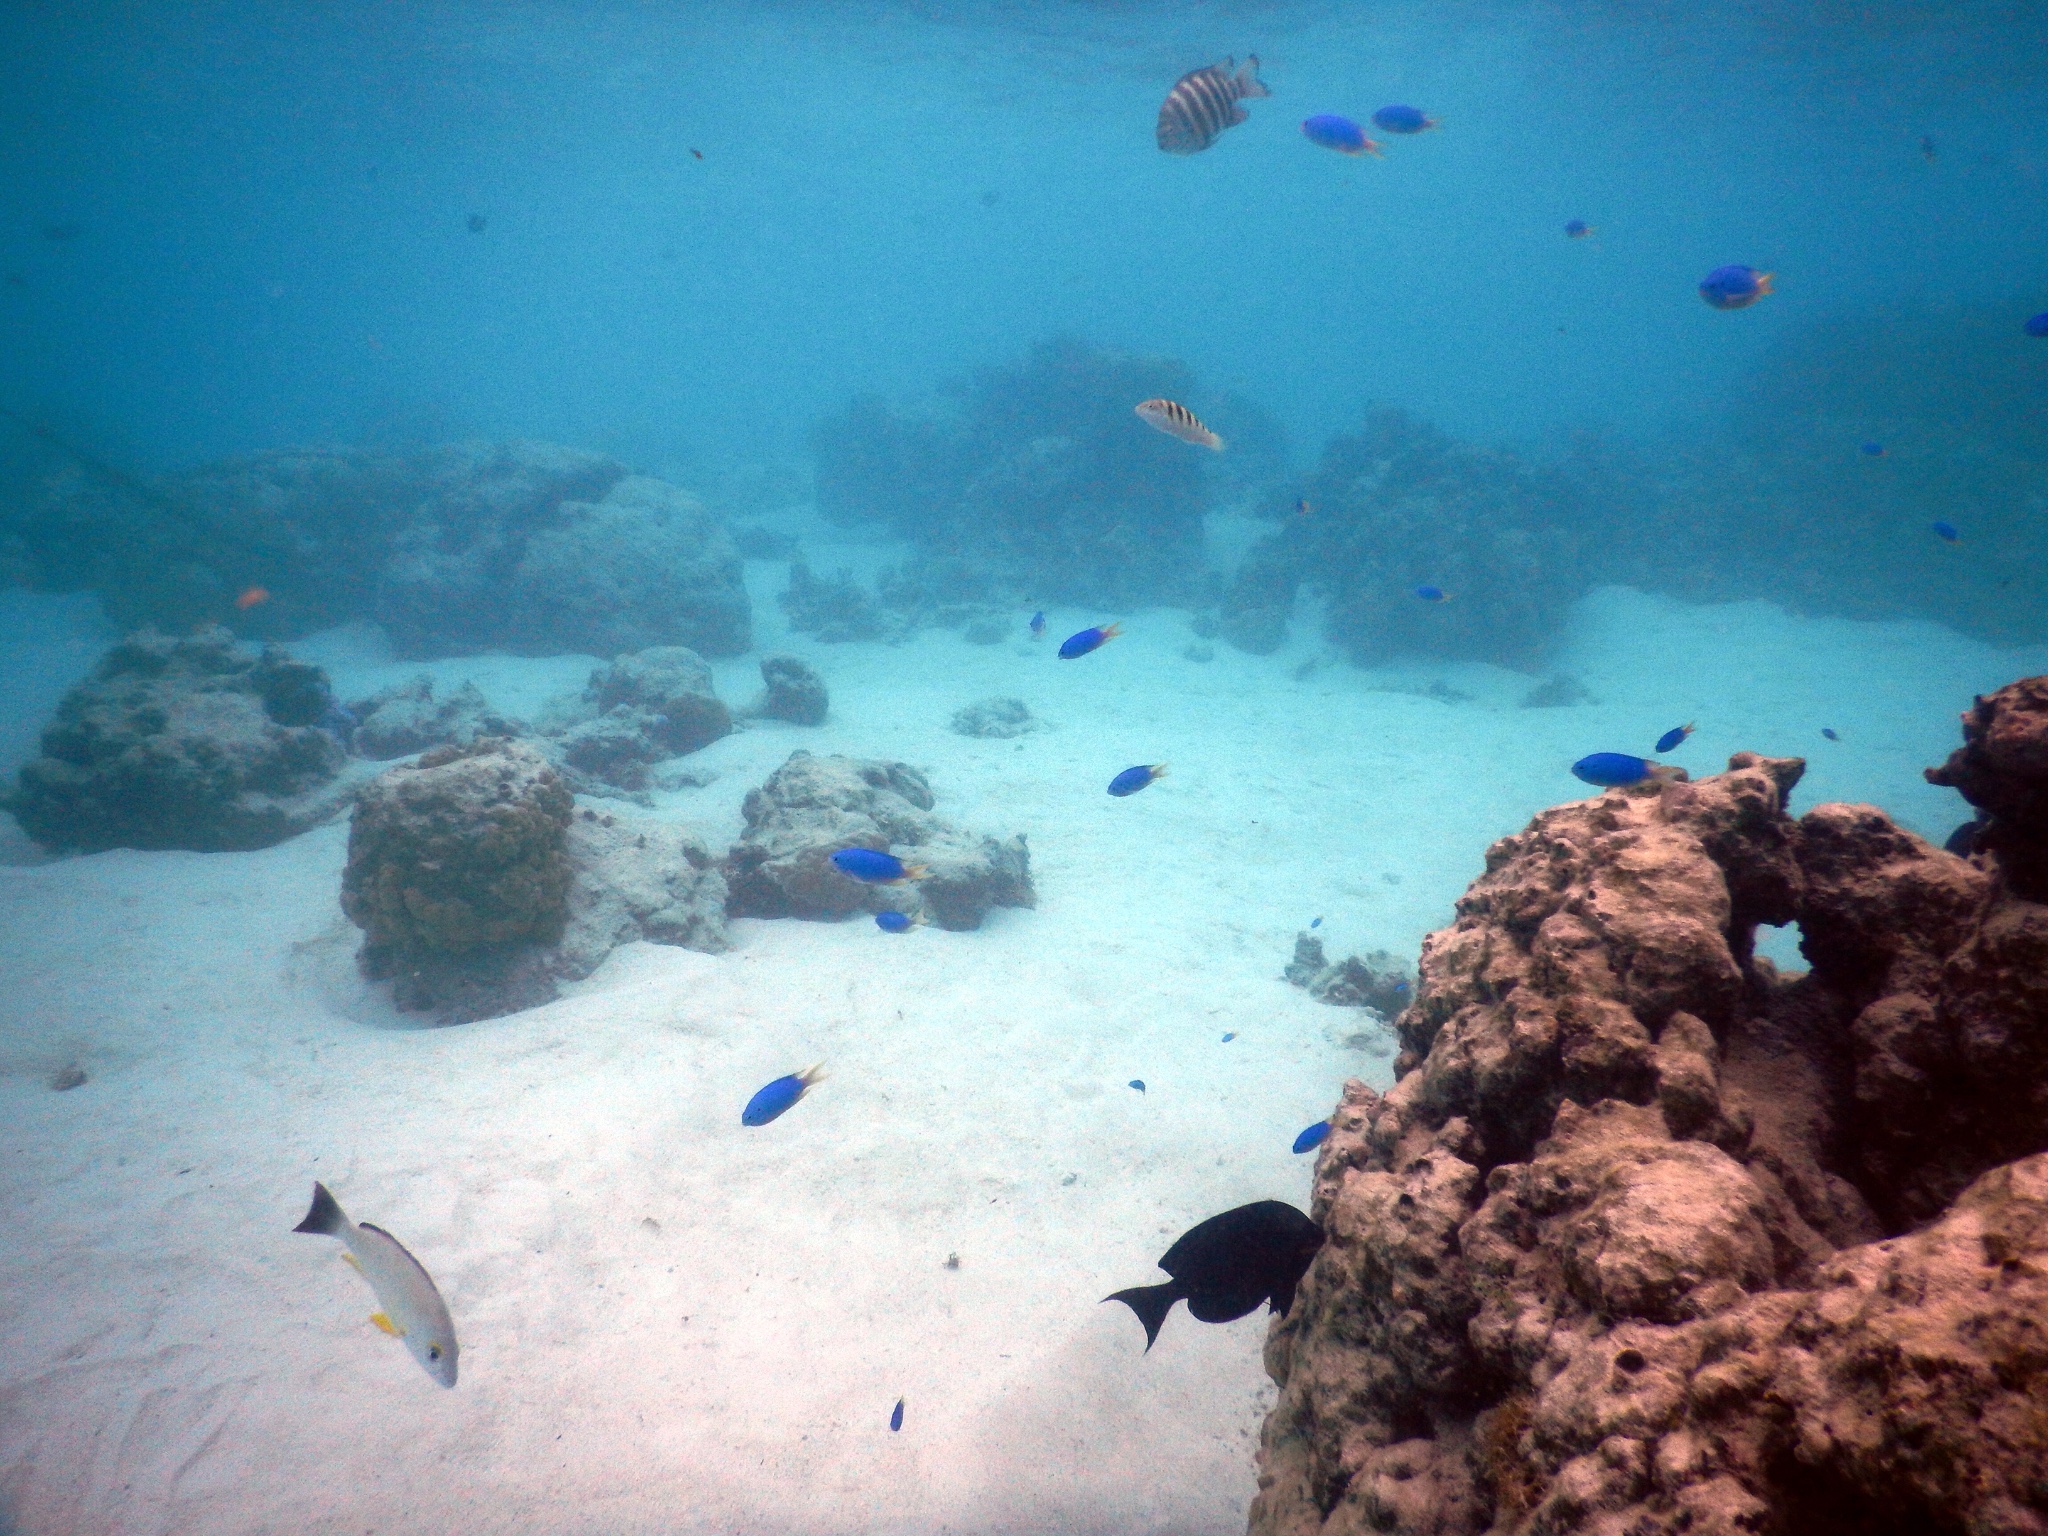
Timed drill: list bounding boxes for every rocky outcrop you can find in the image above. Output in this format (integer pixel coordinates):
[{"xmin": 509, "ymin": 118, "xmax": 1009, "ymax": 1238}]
[
  {"xmin": 340, "ymin": 739, "xmax": 575, "ymax": 1023},
  {"xmin": 539, "ymin": 647, "xmax": 733, "ymax": 795},
  {"xmin": 339, "ymin": 739, "xmax": 729, "ymax": 1023},
  {"xmin": 1252, "ymin": 730, "xmax": 2048, "ymax": 1536},
  {"xmin": 1283, "ymin": 934, "xmax": 1413, "ymax": 1016},
  {"xmin": 1925, "ymin": 674, "xmax": 2048, "ymax": 901},
  {"xmin": 725, "ymin": 750, "xmax": 1034, "ymax": 930},
  {"xmin": 746, "ymin": 655, "xmax": 829, "ymax": 726},
  {"xmin": 17, "ymin": 442, "xmax": 749, "ymax": 659},
  {"xmin": 4, "ymin": 627, "xmax": 366, "ymax": 852},
  {"xmin": 348, "ymin": 675, "xmax": 523, "ymax": 760}
]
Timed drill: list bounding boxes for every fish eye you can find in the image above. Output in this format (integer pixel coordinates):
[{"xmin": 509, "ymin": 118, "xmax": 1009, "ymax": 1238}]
[{"xmin": 428, "ymin": 1345, "xmax": 442, "ymax": 1359}]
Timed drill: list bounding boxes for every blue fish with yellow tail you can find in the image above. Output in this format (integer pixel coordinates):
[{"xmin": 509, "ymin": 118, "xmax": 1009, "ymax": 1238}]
[
  {"xmin": 1572, "ymin": 752, "xmax": 1685, "ymax": 789},
  {"xmin": 831, "ymin": 847, "xmax": 927, "ymax": 884},
  {"xmin": 1059, "ymin": 623, "xmax": 1122, "ymax": 659},
  {"xmin": 1108, "ymin": 764, "xmax": 1167, "ymax": 797},
  {"xmin": 742, "ymin": 1064, "xmax": 826, "ymax": 1127}
]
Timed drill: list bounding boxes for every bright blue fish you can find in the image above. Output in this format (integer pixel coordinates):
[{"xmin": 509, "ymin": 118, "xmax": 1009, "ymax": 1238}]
[
  {"xmin": 889, "ymin": 1398, "xmax": 904, "ymax": 1432},
  {"xmin": 1371, "ymin": 104, "xmax": 1436, "ymax": 134},
  {"xmin": 1310, "ymin": 916, "xmax": 1322, "ymax": 928},
  {"xmin": 1029, "ymin": 610, "xmax": 1045, "ymax": 638},
  {"xmin": 1129, "ymin": 1079, "xmax": 1146, "ymax": 1093},
  {"xmin": 1932, "ymin": 520, "xmax": 1960, "ymax": 543},
  {"xmin": 1059, "ymin": 623, "xmax": 1122, "ymax": 659},
  {"xmin": 1414, "ymin": 584, "xmax": 1449, "ymax": 603},
  {"xmin": 1699, "ymin": 265, "xmax": 1773, "ymax": 310},
  {"xmin": 1301, "ymin": 114, "xmax": 1382, "ymax": 156},
  {"xmin": 1221, "ymin": 1032, "xmax": 1236, "ymax": 1042},
  {"xmin": 1823, "ymin": 728, "xmax": 1840, "ymax": 741},
  {"xmin": 2025, "ymin": 312, "xmax": 2048, "ymax": 338},
  {"xmin": 1572, "ymin": 752, "xmax": 1679, "ymax": 788},
  {"xmin": 1107, "ymin": 764, "xmax": 1166, "ymax": 797},
  {"xmin": 1292, "ymin": 1120, "xmax": 1332, "ymax": 1154},
  {"xmin": 1860, "ymin": 441, "xmax": 1887, "ymax": 457},
  {"xmin": 1564, "ymin": 219, "xmax": 1593, "ymax": 238},
  {"xmin": 832, "ymin": 847, "xmax": 927, "ymax": 884},
  {"xmin": 742, "ymin": 1064, "xmax": 826, "ymax": 1127},
  {"xmin": 875, "ymin": 910, "xmax": 915, "ymax": 933},
  {"xmin": 1655, "ymin": 723, "xmax": 1695, "ymax": 754}
]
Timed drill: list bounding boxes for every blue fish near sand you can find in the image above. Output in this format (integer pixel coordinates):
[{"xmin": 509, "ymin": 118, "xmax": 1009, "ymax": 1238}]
[
  {"xmin": 1415, "ymin": 585, "xmax": 1450, "ymax": 603},
  {"xmin": 1565, "ymin": 219, "xmax": 1594, "ymax": 238},
  {"xmin": 1029, "ymin": 610, "xmax": 1045, "ymax": 638},
  {"xmin": 1932, "ymin": 520, "xmax": 1960, "ymax": 543},
  {"xmin": 1699, "ymin": 264, "xmax": 1773, "ymax": 310},
  {"xmin": 1292, "ymin": 1120, "xmax": 1332, "ymax": 1154},
  {"xmin": 743, "ymin": 1064, "xmax": 826, "ymax": 1126},
  {"xmin": 1059, "ymin": 623, "xmax": 1122, "ymax": 659},
  {"xmin": 832, "ymin": 847, "xmax": 927, "ymax": 884},
  {"xmin": 1372, "ymin": 104, "xmax": 1436, "ymax": 134},
  {"xmin": 1572, "ymin": 752, "xmax": 1683, "ymax": 788},
  {"xmin": 1129, "ymin": 1079, "xmax": 1146, "ymax": 1093},
  {"xmin": 1655, "ymin": 723, "xmax": 1695, "ymax": 754},
  {"xmin": 889, "ymin": 1398, "xmax": 905, "ymax": 1432},
  {"xmin": 875, "ymin": 910, "xmax": 918, "ymax": 933},
  {"xmin": 1108, "ymin": 764, "xmax": 1166, "ymax": 797},
  {"xmin": 2025, "ymin": 312, "xmax": 2048, "ymax": 338},
  {"xmin": 1301, "ymin": 114, "xmax": 1381, "ymax": 155}
]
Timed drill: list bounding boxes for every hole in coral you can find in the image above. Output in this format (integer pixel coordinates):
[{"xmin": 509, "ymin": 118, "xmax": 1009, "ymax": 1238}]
[
  {"xmin": 1614, "ymin": 1348, "xmax": 1646, "ymax": 1374},
  {"xmin": 1753, "ymin": 921, "xmax": 1807, "ymax": 973}
]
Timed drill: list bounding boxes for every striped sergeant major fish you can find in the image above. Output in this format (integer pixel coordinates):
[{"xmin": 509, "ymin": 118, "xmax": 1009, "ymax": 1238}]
[
  {"xmin": 1135, "ymin": 398, "xmax": 1224, "ymax": 451},
  {"xmin": 1156, "ymin": 56, "xmax": 1270, "ymax": 155}
]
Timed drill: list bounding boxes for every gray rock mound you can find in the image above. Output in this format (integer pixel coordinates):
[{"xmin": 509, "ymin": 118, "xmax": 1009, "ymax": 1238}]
[
  {"xmin": 555, "ymin": 806, "xmax": 729, "ymax": 978},
  {"xmin": 1283, "ymin": 933, "xmax": 1414, "ymax": 1015},
  {"xmin": 5, "ymin": 626, "xmax": 366, "ymax": 853},
  {"xmin": 349, "ymin": 675, "xmax": 524, "ymax": 760},
  {"xmin": 539, "ymin": 647, "xmax": 733, "ymax": 795},
  {"xmin": 951, "ymin": 697, "xmax": 1039, "ymax": 739},
  {"xmin": 725, "ymin": 750, "xmax": 1034, "ymax": 931},
  {"xmin": 746, "ymin": 655, "xmax": 829, "ymax": 726}
]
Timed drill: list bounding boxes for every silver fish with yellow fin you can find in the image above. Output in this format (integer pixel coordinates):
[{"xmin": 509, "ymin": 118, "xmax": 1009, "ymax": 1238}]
[
  {"xmin": 1135, "ymin": 398, "xmax": 1224, "ymax": 450},
  {"xmin": 294, "ymin": 1181, "xmax": 459, "ymax": 1387},
  {"xmin": 1156, "ymin": 56, "xmax": 1270, "ymax": 154}
]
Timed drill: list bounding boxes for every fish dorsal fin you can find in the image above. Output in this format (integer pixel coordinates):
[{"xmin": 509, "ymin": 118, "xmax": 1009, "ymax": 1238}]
[
  {"xmin": 370, "ymin": 1311, "xmax": 406, "ymax": 1337},
  {"xmin": 357, "ymin": 1222, "xmax": 440, "ymax": 1291}
]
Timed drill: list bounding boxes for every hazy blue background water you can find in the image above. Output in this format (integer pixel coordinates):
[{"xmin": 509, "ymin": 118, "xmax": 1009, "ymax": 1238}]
[{"xmin": 4, "ymin": 0, "xmax": 2044, "ymax": 481}]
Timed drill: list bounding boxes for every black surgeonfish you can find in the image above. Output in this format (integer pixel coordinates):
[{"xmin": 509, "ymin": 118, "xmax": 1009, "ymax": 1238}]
[
  {"xmin": 1156, "ymin": 56, "xmax": 1270, "ymax": 155},
  {"xmin": 1105, "ymin": 1199, "xmax": 1323, "ymax": 1351}
]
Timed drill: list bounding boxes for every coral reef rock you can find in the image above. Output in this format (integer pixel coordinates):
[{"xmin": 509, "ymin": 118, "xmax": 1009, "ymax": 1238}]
[
  {"xmin": 950, "ymin": 697, "xmax": 1039, "ymax": 739},
  {"xmin": 725, "ymin": 750, "xmax": 1034, "ymax": 930},
  {"xmin": 349, "ymin": 675, "xmax": 524, "ymax": 760},
  {"xmin": 812, "ymin": 337, "xmax": 1212, "ymax": 609},
  {"xmin": 1251, "ymin": 736, "xmax": 2048, "ymax": 1536},
  {"xmin": 1924, "ymin": 674, "xmax": 2048, "ymax": 901},
  {"xmin": 5, "ymin": 627, "xmax": 366, "ymax": 853},
  {"xmin": 540, "ymin": 647, "xmax": 733, "ymax": 795},
  {"xmin": 16, "ymin": 442, "xmax": 749, "ymax": 659},
  {"xmin": 340, "ymin": 739, "xmax": 575, "ymax": 1024},
  {"xmin": 554, "ymin": 806, "xmax": 729, "ymax": 978},
  {"xmin": 1283, "ymin": 934, "xmax": 1413, "ymax": 1016},
  {"xmin": 778, "ymin": 560, "xmax": 900, "ymax": 643},
  {"xmin": 746, "ymin": 654, "xmax": 829, "ymax": 726}
]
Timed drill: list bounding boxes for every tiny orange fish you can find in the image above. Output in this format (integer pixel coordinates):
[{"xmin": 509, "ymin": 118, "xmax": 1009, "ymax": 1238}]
[
  {"xmin": 235, "ymin": 586, "xmax": 270, "ymax": 610},
  {"xmin": 1135, "ymin": 398, "xmax": 1223, "ymax": 451}
]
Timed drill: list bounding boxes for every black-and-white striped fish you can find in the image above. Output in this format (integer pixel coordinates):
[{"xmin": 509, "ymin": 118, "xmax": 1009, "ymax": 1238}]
[
  {"xmin": 1156, "ymin": 56, "xmax": 1270, "ymax": 155},
  {"xmin": 1135, "ymin": 398, "xmax": 1225, "ymax": 450}
]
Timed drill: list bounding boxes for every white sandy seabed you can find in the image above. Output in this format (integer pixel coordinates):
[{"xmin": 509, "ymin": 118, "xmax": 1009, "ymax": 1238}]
[{"xmin": 1, "ymin": 543, "xmax": 2042, "ymax": 1536}]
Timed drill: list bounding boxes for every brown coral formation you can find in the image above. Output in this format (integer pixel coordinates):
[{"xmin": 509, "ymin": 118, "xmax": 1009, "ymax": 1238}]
[{"xmin": 1252, "ymin": 720, "xmax": 2048, "ymax": 1536}]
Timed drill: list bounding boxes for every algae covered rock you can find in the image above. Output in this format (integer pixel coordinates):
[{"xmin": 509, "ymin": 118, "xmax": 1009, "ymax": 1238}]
[
  {"xmin": 349, "ymin": 675, "xmax": 523, "ymax": 760},
  {"xmin": 554, "ymin": 805, "xmax": 729, "ymax": 978},
  {"xmin": 748, "ymin": 655, "xmax": 829, "ymax": 726},
  {"xmin": 539, "ymin": 646, "xmax": 734, "ymax": 795},
  {"xmin": 340, "ymin": 738, "xmax": 574, "ymax": 1023},
  {"xmin": 5, "ymin": 626, "xmax": 358, "ymax": 853},
  {"xmin": 724, "ymin": 750, "xmax": 1033, "ymax": 930}
]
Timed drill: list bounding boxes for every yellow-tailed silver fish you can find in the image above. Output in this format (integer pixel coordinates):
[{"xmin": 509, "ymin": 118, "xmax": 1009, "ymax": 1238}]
[
  {"xmin": 1156, "ymin": 56, "xmax": 1270, "ymax": 155},
  {"xmin": 1135, "ymin": 398, "xmax": 1224, "ymax": 450},
  {"xmin": 294, "ymin": 1181, "xmax": 459, "ymax": 1387}
]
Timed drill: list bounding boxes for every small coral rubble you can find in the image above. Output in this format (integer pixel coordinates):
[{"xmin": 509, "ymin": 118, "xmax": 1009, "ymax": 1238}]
[{"xmin": 1252, "ymin": 724, "xmax": 2048, "ymax": 1536}]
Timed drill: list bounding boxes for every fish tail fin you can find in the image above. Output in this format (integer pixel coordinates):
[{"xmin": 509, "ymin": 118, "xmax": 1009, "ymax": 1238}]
[
  {"xmin": 1757, "ymin": 272, "xmax": 1775, "ymax": 293},
  {"xmin": 1151, "ymin": 764, "xmax": 1169, "ymax": 780},
  {"xmin": 1365, "ymin": 140, "xmax": 1385, "ymax": 157},
  {"xmin": 1105, "ymin": 1282, "xmax": 1183, "ymax": 1352},
  {"xmin": 1649, "ymin": 763, "xmax": 1690, "ymax": 783},
  {"xmin": 1236, "ymin": 56, "xmax": 1271, "ymax": 98},
  {"xmin": 797, "ymin": 1062, "xmax": 829, "ymax": 1088},
  {"xmin": 1207, "ymin": 431, "xmax": 1226, "ymax": 451},
  {"xmin": 1101, "ymin": 622, "xmax": 1123, "ymax": 641},
  {"xmin": 900, "ymin": 863, "xmax": 930, "ymax": 882},
  {"xmin": 293, "ymin": 1181, "xmax": 347, "ymax": 1237}
]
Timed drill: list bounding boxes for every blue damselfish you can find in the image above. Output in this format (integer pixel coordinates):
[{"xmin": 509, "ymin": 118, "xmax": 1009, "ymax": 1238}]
[
  {"xmin": 742, "ymin": 1064, "xmax": 826, "ymax": 1127},
  {"xmin": 1107, "ymin": 764, "xmax": 1166, "ymax": 797},
  {"xmin": 1572, "ymin": 752, "xmax": 1679, "ymax": 788},
  {"xmin": 1059, "ymin": 623, "xmax": 1122, "ymax": 659},
  {"xmin": 1655, "ymin": 723, "xmax": 1695, "ymax": 754},
  {"xmin": 1292, "ymin": 1120, "xmax": 1332, "ymax": 1154},
  {"xmin": 832, "ymin": 847, "xmax": 926, "ymax": 884}
]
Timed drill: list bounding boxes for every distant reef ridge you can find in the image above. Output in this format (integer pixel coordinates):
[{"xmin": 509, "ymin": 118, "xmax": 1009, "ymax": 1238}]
[{"xmin": 7, "ymin": 440, "xmax": 750, "ymax": 661}]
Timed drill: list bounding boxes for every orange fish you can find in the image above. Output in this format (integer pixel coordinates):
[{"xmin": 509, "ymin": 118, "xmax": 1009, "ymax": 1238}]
[
  {"xmin": 1135, "ymin": 398, "xmax": 1224, "ymax": 451},
  {"xmin": 235, "ymin": 586, "xmax": 270, "ymax": 610}
]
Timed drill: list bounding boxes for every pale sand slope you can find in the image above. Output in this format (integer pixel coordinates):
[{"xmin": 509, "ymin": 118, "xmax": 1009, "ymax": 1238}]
[{"xmin": 1, "ymin": 571, "xmax": 2041, "ymax": 1536}]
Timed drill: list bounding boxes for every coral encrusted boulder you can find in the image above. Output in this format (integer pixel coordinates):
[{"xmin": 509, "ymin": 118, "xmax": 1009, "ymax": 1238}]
[
  {"xmin": 1251, "ymin": 726, "xmax": 2048, "ymax": 1536},
  {"xmin": 724, "ymin": 750, "xmax": 1033, "ymax": 930},
  {"xmin": 340, "ymin": 738, "xmax": 575, "ymax": 1023},
  {"xmin": 5, "ymin": 626, "xmax": 361, "ymax": 852},
  {"xmin": 747, "ymin": 654, "xmax": 829, "ymax": 726},
  {"xmin": 348, "ymin": 675, "xmax": 524, "ymax": 760},
  {"xmin": 540, "ymin": 647, "xmax": 734, "ymax": 795},
  {"xmin": 553, "ymin": 804, "xmax": 729, "ymax": 978}
]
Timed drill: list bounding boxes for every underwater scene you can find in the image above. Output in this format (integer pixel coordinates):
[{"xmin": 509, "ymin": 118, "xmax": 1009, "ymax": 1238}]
[{"xmin": 4, "ymin": 2, "xmax": 2048, "ymax": 1533}]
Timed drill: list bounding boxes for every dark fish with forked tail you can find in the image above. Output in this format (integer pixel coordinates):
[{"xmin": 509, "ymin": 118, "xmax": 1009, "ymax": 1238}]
[
  {"xmin": 1157, "ymin": 56, "xmax": 1270, "ymax": 155},
  {"xmin": 1104, "ymin": 1199, "xmax": 1322, "ymax": 1351}
]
